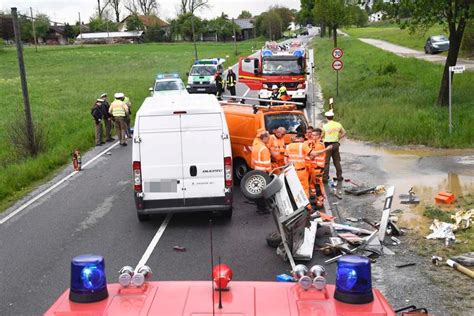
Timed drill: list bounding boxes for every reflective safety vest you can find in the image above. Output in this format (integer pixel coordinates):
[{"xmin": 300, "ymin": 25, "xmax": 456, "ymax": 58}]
[
  {"xmin": 285, "ymin": 142, "xmax": 311, "ymax": 170},
  {"xmin": 313, "ymin": 142, "xmax": 326, "ymax": 168},
  {"xmin": 323, "ymin": 120, "xmax": 343, "ymax": 142},
  {"xmin": 269, "ymin": 135, "xmax": 286, "ymax": 162},
  {"xmin": 251, "ymin": 140, "xmax": 271, "ymax": 172},
  {"xmin": 226, "ymin": 73, "xmax": 236, "ymax": 87},
  {"xmin": 109, "ymin": 99, "xmax": 127, "ymax": 117}
]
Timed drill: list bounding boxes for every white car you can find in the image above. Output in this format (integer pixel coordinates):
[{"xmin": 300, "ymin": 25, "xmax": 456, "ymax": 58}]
[{"xmin": 149, "ymin": 73, "xmax": 187, "ymax": 96}]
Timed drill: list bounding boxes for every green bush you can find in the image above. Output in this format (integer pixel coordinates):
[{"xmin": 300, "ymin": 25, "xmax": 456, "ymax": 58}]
[{"xmin": 377, "ymin": 62, "xmax": 397, "ymax": 75}]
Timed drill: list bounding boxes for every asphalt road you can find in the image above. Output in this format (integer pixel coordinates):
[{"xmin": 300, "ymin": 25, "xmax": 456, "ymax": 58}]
[
  {"xmin": 0, "ymin": 29, "xmax": 323, "ymax": 315},
  {"xmin": 359, "ymin": 38, "xmax": 474, "ymax": 71}
]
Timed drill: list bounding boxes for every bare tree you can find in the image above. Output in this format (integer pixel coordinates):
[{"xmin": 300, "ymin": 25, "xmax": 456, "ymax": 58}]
[
  {"xmin": 125, "ymin": 0, "xmax": 158, "ymax": 15},
  {"xmin": 179, "ymin": 0, "xmax": 209, "ymax": 15},
  {"xmin": 97, "ymin": 0, "xmax": 111, "ymax": 18},
  {"xmin": 111, "ymin": 0, "xmax": 121, "ymax": 22}
]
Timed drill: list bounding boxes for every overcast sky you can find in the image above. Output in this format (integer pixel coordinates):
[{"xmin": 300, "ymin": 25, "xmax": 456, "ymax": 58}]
[{"xmin": 2, "ymin": 0, "xmax": 301, "ymax": 24}]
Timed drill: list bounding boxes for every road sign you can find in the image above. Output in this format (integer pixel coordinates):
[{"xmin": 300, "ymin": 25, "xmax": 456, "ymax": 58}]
[
  {"xmin": 332, "ymin": 60, "xmax": 343, "ymax": 71},
  {"xmin": 449, "ymin": 65, "xmax": 465, "ymax": 74},
  {"xmin": 332, "ymin": 48, "xmax": 344, "ymax": 59}
]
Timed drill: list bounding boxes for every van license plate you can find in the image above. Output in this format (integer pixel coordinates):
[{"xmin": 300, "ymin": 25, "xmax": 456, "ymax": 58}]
[
  {"xmin": 197, "ymin": 88, "xmax": 206, "ymax": 91},
  {"xmin": 147, "ymin": 180, "xmax": 177, "ymax": 192}
]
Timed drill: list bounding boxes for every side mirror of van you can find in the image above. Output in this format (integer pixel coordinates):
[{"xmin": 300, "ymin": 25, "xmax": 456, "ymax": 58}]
[{"xmin": 149, "ymin": 87, "xmax": 153, "ymax": 92}]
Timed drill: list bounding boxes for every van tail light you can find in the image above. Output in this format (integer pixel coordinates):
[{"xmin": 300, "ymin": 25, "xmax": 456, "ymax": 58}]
[
  {"xmin": 224, "ymin": 157, "xmax": 232, "ymax": 187},
  {"xmin": 133, "ymin": 161, "xmax": 142, "ymax": 191}
]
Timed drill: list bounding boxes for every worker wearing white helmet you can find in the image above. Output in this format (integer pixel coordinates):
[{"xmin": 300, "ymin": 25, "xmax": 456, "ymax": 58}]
[
  {"xmin": 270, "ymin": 84, "xmax": 279, "ymax": 100},
  {"xmin": 322, "ymin": 108, "xmax": 346, "ymax": 185},
  {"xmin": 226, "ymin": 67, "xmax": 237, "ymax": 97},
  {"xmin": 109, "ymin": 92, "xmax": 129, "ymax": 146}
]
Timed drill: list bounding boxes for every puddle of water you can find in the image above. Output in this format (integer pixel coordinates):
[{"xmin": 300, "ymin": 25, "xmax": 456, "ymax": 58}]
[{"xmin": 341, "ymin": 139, "xmax": 474, "ymax": 214}]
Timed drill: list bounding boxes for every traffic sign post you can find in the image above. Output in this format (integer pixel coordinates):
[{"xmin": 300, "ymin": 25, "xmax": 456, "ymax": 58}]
[
  {"xmin": 448, "ymin": 65, "xmax": 465, "ymax": 134},
  {"xmin": 332, "ymin": 60, "xmax": 343, "ymax": 96},
  {"xmin": 332, "ymin": 48, "xmax": 344, "ymax": 97}
]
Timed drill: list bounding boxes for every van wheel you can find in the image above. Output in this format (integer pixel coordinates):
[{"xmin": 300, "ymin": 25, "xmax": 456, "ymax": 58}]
[
  {"xmin": 233, "ymin": 159, "xmax": 249, "ymax": 183},
  {"xmin": 240, "ymin": 170, "xmax": 271, "ymax": 201},
  {"xmin": 266, "ymin": 231, "xmax": 282, "ymax": 248},
  {"xmin": 137, "ymin": 213, "xmax": 151, "ymax": 222},
  {"xmin": 263, "ymin": 175, "xmax": 283, "ymax": 199}
]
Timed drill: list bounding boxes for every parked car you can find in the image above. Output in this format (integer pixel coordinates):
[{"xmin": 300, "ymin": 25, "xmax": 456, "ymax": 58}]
[
  {"xmin": 424, "ymin": 35, "xmax": 450, "ymax": 54},
  {"xmin": 149, "ymin": 73, "xmax": 187, "ymax": 96},
  {"xmin": 300, "ymin": 29, "xmax": 309, "ymax": 36}
]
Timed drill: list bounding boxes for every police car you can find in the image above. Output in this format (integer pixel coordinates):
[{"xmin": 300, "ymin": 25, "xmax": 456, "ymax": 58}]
[
  {"xmin": 186, "ymin": 58, "xmax": 225, "ymax": 94},
  {"xmin": 149, "ymin": 73, "xmax": 187, "ymax": 96}
]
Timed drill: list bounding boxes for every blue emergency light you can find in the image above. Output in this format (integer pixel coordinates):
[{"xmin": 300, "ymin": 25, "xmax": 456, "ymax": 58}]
[
  {"xmin": 156, "ymin": 73, "xmax": 180, "ymax": 79},
  {"xmin": 334, "ymin": 255, "xmax": 373, "ymax": 304},
  {"xmin": 262, "ymin": 49, "xmax": 273, "ymax": 57},
  {"xmin": 69, "ymin": 254, "xmax": 108, "ymax": 303},
  {"xmin": 293, "ymin": 49, "xmax": 304, "ymax": 57}
]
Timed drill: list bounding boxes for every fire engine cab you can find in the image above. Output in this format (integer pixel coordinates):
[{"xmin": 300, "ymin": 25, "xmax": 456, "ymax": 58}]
[{"xmin": 238, "ymin": 41, "xmax": 309, "ymax": 108}]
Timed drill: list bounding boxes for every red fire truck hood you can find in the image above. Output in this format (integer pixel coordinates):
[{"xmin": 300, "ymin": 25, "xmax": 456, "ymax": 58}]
[{"xmin": 45, "ymin": 281, "xmax": 395, "ymax": 316}]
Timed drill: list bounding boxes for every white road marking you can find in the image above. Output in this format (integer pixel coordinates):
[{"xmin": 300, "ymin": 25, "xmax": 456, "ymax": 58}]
[
  {"xmin": 135, "ymin": 214, "xmax": 172, "ymax": 272},
  {"xmin": 0, "ymin": 141, "xmax": 120, "ymax": 225}
]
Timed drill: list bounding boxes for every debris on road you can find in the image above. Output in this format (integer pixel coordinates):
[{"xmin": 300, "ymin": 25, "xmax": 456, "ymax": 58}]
[
  {"xmin": 391, "ymin": 236, "xmax": 401, "ymax": 245},
  {"xmin": 344, "ymin": 186, "xmax": 376, "ymax": 196},
  {"xmin": 399, "ymin": 188, "xmax": 420, "ymax": 204},
  {"xmin": 426, "ymin": 219, "xmax": 456, "ymax": 241},
  {"xmin": 450, "ymin": 252, "xmax": 474, "ymax": 267},
  {"xmin": 432, "ymin": 255, "xmax": 474, "ymax": 279},
  {"xmin": 344, "ymin": 178, "xmax": 360, "ymax": 187},
  {"xmin": 451, "ymin": 209, "xmax": 474, "ymax": 229},
  {"xmin": 338, "ymin": 232, "xmax": 364, "ymax": 245},
  {"xmin": 106, "ymin": 152, "xmax": 112, "ymax": 156},
  {"xmin": 435, "ymin": 191, "xmax": 456, "ymax": 204},
  {"xmin": 173, "ymin": 246, "xmax": 186, "ymax": 252},
  {"xmin": 396, "ymin": 262, "xmax": 416, "ymax": 268},
  {"xmin": 276, "ymin": 274, "xmax": 294, "ymax": 282},
  {"xmin": 345, "ymin": 217, "xmax": 359, "ymax": 222}
]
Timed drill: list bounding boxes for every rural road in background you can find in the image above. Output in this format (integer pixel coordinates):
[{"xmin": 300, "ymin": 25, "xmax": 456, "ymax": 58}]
[
  {"xmin": 0, "ymin": 29, "xmax": 324, "ymax": 315},
  {"xmin": 360, "ymin": 38, "xmax": 474, "ymax": 71}
]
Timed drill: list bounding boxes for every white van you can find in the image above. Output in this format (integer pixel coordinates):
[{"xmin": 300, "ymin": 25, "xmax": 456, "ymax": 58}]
[{"xmin": 132, "ymin": 94, "xmax": 233, "ymax": 221}]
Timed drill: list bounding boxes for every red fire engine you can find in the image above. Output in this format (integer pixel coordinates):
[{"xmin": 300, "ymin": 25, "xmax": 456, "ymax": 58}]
[{"xmin": 238, "ymin": 41, "xmax": 309, "ymax": 108}]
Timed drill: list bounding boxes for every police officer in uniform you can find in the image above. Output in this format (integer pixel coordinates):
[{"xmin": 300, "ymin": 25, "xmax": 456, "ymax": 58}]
[
  {"xmin": 91, "ymin": 99, "xmax": 105, "ymax": 146},
  {"xmin": 109, "ymin": 93, "xmax": 129, "ymax": 146},
  {"xmin": 99, "ymin": 93, "xmax": 114, "ymax": 142},
  {"xmin": 322, "ymin": 109, "xmax": 346, "ymax": 183}
]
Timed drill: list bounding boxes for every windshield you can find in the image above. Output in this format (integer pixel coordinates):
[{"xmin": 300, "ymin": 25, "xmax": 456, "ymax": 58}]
[
  {"xmin": 432, "ymin": 36, "xmax": 448, "ymax": 42},
  {"xmin": 263, "ymin": 58, "xmax": 304, "ymax": 75},
  {"xmin": 190, "ymin": 65, "xmax": 216, "ymax": 76},
  {"xmin": 155, "ymin": 80, "xmax": 185, "ymax": 91},
  {"xmin": 265, "ymin": 113, "xmax": 307, "ymax": 134}
]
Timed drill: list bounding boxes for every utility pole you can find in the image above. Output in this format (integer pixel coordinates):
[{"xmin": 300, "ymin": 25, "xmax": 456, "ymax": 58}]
[
  {"xmin": 232, "ymin": 18, "xmax": 237, "ymax": 55},
  {"xmin": 78, "ymin": 12, "xmax": 83, "ymax": 42},
  {"xmin": 191, "ymin": 15, "xmax": 198, "ymax": 61},
  {"xmin": 11, "ymin": 7, "xmax": 36, "ymax": 156},
  {"xmin": 30, "ymin": 7, "xmax": 38, "ymax": 52}
]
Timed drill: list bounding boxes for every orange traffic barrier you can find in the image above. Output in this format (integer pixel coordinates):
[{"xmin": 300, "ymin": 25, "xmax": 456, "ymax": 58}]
[{"xmin": 435, "ymin": 192, "xmax": 455, "ymax": 204}]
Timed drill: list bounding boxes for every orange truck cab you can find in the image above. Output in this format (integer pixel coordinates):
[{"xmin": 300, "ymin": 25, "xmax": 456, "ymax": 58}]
[{"xmin": 221, "ymin": 103, "xmax": 309, "ymax": 181}]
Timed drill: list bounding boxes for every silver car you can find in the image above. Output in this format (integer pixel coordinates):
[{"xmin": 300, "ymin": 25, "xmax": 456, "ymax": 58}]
[{"xmin": 424, "ymin": 35, "xmax": 450, "ymax": 54}]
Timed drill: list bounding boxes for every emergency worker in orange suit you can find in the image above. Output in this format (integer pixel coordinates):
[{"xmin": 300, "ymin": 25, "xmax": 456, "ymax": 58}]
[
  {"xmin": 285, "ymin": 132, "xmax": 332, "ymax": 198},
  {"xmin": 310, "ymin": 128, "xmax": 327, "ymax": 207},
  {"xmin": 268, "ymin": 127, "xmax": 287, "ymax": 171},
  {"xmin": 251, "ymin": 130, "xmax": 272, "ymax": 173}
]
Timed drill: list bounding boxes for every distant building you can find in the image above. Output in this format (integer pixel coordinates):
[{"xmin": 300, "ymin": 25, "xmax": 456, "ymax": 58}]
[
  {"xmin": 369, "ymin": 11, "xmax": 384, "ymax": 22},
  {"xmin": 41, "ymin": 24, "xmax": 68, "ymax": 45},
  {"xmin": 119, "ymin": 15, "xmax": 169, "ymax": 31},
  {"xmin": 0, "ymin": 14, "xmax": 14, "ymax": 42},
  {"xmin": 75, "ymin": 31, "xmax": 144, "ymax": 44},
  {"xmin": 234, "ymin": 18, "xmax": 255, "ymax": 41}
]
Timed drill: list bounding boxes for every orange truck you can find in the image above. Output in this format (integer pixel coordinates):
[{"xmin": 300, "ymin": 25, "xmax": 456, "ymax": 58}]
[{"xmin": 221, "ymin": 103, "xmax": 309, "ymax": 181}]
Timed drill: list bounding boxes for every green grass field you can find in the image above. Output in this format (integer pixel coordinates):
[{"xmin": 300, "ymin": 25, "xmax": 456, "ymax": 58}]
[
  {"xmin": 0, "ymin": 40, "xmax": 263, "ymax": 211},
  {"xmin": 344, "ymin": 23, "xmax": 446, "ymax": 52},
  {"xmin": 313, "ymin": 35, "xmax": 474, "ymax": 148}
]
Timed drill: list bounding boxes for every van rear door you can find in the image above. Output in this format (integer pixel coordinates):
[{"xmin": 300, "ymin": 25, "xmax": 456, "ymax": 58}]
[
  {"xmin": 181, "ymin": 113, "xmax": 225, "ymax": 199},
  {"xmin": 139, "ymin": 115, "xmax": 184, "ymax": 201}
]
